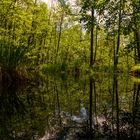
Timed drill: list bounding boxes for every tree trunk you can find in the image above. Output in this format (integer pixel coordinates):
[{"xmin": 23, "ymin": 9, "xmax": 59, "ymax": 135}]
[
  {"xmin": 132, "ymin": 0, "xmax": 140, "ymax": 64},
  {"xmin": 93, "ymin": 25, "xmax": 98, "ymax": 63},
  {"xmin": 56, "ymin": 14, "xmax": 63, "ymax": 54},
  {"xmin": 90, "ymin": 7, "xmax": 94, "ymax": 67},
  {"xmin": 89, "ymin": 77, "xmax": 93, "ymax": 132},
  {"xmin": 27, "ymin": 0, "xmax": 37, "ymax": 48},
  {"xmin": 135, "ymin": 29, "xmax": 140, "ymax": 63},
  {"xmin": 114, "ymin": 0, "xmax": 122, "ymax": 70}
]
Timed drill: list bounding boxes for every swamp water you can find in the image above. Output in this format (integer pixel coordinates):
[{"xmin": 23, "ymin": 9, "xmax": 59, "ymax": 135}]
[{"xmin": 0, "ymin": 73, "xmax": 140, "ymax": 140}]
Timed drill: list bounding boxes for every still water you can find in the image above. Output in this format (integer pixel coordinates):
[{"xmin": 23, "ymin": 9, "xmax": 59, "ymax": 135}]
[{"xmin": 0, "ymin": 73, "xmax": 140, "ymax": 140}]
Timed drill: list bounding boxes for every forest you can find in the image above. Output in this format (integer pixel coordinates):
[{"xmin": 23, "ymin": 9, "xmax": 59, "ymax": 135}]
[
  {"xmin": 0, "ymin": 0, "xmax": 139, "ymax": 81},
  {"xmin": 0, "ymin": 0, "xmax": 140, "ymax": 140}
]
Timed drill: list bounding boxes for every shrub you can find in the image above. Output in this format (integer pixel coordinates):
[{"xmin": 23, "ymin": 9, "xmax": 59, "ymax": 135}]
[{"xmin": 0, "ymin": 43, "xmax": 29, "ymax": 81}]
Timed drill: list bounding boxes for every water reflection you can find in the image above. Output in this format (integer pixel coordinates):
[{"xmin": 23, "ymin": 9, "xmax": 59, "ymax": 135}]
[
  {"xmin": 0, "ymin": 74, "xmax": 139, "ymax": 140},
  {"xmin": 132, "ymin": 82, "xmax": 140, "ymax": 139},
  {"xmin": 71, "ymin": 104, "xmax": 87, "ymax": 123},
  {"xmin": 0, "ymin": 83, "xmax": 26, "ymax": 139}
]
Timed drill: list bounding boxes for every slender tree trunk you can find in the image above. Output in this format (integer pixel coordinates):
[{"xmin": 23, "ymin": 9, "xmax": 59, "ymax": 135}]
[
  {"xmin": 131, "ymin": 83, "xmax": 140, "ymax": 137},
  {"xmin": 113, "ymin": 35, "xmax": 116, "ymax": 71},
  {"xmin": 132, "ymin": 0, "xmax": 140, "ymax": 63},
  {"xmin": 93, "ymin": 79, "xmax": 97, "ymax": 125},
  {"xmin": 56, "ymin": 13, "xmax": 64, "ymax": 54},
  {"xmin": 130, "ymin": 83, "xmax": 136, "ymax": 137},
  {"xmin": 114, "ymin": 0, "xmax": 122, "ymax": 70},
  {"xmin": 113, "ymin": 74, "xmax": 119, "ymax": 138},
  {"xmin": 90, "ymin": 7, "xmax": 94, "ymax": 67},
  {"xmin": 135, "ymin": 30, "xmax": 140, "ymax": 63},
  {"xmin": 27, "ymin": 0, "xmax": 37, "ymax": 48},
  {"xmin": 55, "ymin": 83, "xmax": 62, "ymax": 126},
  {"xmin": 89, "ymin": 77, "xmax": 93, "ymax": 132},
  {"xmin": 134, "ymin": 47, "xmax": 137, "ymax": 64},
  {"xmin": 93, "ymin": 25, "xmax": 98, "ymax": 63},
  {"xmin": 111, "ymin": 75, "xmax": 115, "ymax": 131},
  {"xmin": 115, "ymin": 77, "xmax": 119, "ymax": 139}
]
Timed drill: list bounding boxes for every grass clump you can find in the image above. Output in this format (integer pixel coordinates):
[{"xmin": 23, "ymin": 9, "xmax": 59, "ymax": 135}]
[{"xmin": 0, "ymin": 43, "xmax": 30, "ymax": 82}]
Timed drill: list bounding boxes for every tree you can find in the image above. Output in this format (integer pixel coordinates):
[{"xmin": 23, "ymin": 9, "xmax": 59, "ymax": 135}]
[
  {"xmin": 79, "ymin": 0, "xmax": 95, "ymax": 67},
  {"xmin": 131, "ymin": 0, "xmax": 140, "ymax": 63}
]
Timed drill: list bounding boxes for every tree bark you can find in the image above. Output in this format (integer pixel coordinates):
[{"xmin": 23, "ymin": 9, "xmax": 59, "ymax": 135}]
[
  {"xmin": 90, "ymin": 7, "xmax": 94, "ymax": 67},
  {"xmin": 114, "ymin": 0, "xmax": 122, "ymax": 70},
  {"xmin": 93, "ymin": 25, "xmax": 98, "ymax": 63}
]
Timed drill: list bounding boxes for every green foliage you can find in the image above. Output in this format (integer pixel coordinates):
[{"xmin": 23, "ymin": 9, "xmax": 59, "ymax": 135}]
[
  {"xmin": 0, "ymin": 0, "xmax": 140, "ymax": 139},
  {"xmin": 41, "ymin": 63, "xmax": 67, "ymax": 74},
  {"xmin": 0, "ymin": 0, "xmax": 51, "ymax": 79},
  {"xmin": 0, "ymin": 43, "xmax": 27, "ymax": 70},
  {"xmin": 0, "ymin": 0, "xmax": 138, "ymax": 77},
  {"xmin": 131, "ymin": 64, "xmax": 140, "ymax": 72},
  {"xmin": 131, "ymin": 76, "xmax": 140, "ymax": 83}
]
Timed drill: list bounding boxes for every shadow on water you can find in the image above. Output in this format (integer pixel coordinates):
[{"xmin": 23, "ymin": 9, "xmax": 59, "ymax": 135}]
[
  {"xmin": 0, "ymin": 80, "xmax": 48, "ymax": 140},
  {"xmin": 0, "ymin": 83, "xmax": 27, "ymax": 140},
  {"xmin": 0, "ymin": 73, "xmax": 140, "ymax": 140}
]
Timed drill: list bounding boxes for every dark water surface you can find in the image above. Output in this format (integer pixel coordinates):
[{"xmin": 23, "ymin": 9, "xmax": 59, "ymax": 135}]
[{"xmin": 0, "ymin": 73, "xmax": 140, "ymax": 140}]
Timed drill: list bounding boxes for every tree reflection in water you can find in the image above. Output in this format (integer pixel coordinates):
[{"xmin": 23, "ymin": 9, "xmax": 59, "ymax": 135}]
[
  {"xmin": 0, "ymin": 74, "xmax": 139, "ymax": 140},
  {"xmin": 0, "ymin": 83, "xmax": 26, "ymax": 139}
]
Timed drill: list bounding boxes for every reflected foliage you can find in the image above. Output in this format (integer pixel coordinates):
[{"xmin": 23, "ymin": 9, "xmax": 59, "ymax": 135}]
[{"xmin": 0, "ymin": 74, "xmax": 140, "ymax": 140}]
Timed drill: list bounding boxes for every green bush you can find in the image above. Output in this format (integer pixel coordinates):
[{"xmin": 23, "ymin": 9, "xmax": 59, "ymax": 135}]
[
  {"xmin": 0, "ymin": 42, "xmax": 29, "ymax": 80},
  {"xmin": 0, "ymin": 43, "xmax": 27, "ymax": 70}
]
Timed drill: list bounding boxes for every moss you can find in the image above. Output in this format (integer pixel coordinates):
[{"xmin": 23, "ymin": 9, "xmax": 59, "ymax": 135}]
[
  {"xmin": 131, "ymin": 65, "xmax": 140, "ymax": 72},
  {"xmin": 131, "ymin": 76, "xmax": 140, "ymax": 84}
]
